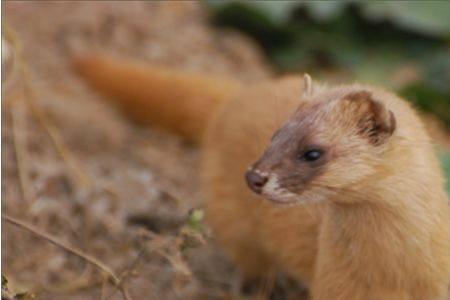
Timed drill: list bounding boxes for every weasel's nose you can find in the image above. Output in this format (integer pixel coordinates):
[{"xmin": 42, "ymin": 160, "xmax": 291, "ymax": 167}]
[{"xmin": 245, "ymin": 169, "xmax": 268, "ymax": 194}]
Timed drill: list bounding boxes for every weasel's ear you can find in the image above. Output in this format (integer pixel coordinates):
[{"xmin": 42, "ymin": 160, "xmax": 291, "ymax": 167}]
[
  {"xmin": 302, "ymin": 73, "xmax": 313, "ymax": 97},
  {"xmin": 345, "ymin": 91, "xmax": 396, "ymax": 145}
]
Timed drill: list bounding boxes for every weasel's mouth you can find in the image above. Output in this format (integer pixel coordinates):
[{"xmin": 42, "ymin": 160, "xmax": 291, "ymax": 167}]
[{"xmin": 245, "ymin": 171, "xmax": 312, "ymax": 206}]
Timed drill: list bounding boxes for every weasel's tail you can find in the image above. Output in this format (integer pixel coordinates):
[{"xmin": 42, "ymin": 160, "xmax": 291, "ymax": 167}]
[{"xmin": 73, "ymin": 54, "xmax": 241, "ymax": 142}]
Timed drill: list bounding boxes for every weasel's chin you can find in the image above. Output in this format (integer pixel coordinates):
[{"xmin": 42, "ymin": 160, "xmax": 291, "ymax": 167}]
[{"xmin": 261, "ymin": 193, "xmax": 299, "ymax": 206}]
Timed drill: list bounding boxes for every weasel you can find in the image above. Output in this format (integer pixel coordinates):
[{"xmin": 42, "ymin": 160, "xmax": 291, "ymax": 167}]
[{"xmin": 74, "ymin": 54, "xmax": 450, "ymax": 299}]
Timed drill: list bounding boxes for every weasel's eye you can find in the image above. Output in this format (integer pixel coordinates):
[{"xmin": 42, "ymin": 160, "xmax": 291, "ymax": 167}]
[{"xmin": 302, "ymin": 150, "xmax": 323, "ymax": 162}]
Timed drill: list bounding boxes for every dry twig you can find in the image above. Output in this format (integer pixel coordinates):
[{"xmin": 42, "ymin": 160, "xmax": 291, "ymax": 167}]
[{"xmin": 105, "ymin": 235, "xmax": 150, "ymax": 300}]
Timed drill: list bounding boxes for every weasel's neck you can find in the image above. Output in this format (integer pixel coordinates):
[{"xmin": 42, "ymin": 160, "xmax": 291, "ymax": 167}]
[{"xmin": 322, "ymin": 195, "xmax": 434, "ymax": 252}]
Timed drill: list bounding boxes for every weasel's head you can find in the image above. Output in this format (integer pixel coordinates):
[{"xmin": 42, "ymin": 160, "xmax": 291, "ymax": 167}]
[{"xmin": 245, "ymin": 78, "xmax": 396, "ymax": 206}]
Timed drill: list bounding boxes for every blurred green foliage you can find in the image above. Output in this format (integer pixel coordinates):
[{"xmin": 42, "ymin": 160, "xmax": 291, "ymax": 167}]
[
  {"xmin": 187, "ymin": 208, "xmax": 204, "ymax": 232},
  {"xmin": 442, "ymin": 153, "xmax": 450, "ymax": 195},
  {"xmin": 207, "ymin": 1, "xmax": 450, "ymax": 127}
]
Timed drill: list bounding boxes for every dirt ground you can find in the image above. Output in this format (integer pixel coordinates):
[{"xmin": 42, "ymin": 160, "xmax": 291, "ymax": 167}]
[
  {"xmin": 2, "ymin": 2, "xmax": 273, "ymax": 300},
  {"xmin": 2, "ymin": 2, "xmax": 449, "ymax": 300}
]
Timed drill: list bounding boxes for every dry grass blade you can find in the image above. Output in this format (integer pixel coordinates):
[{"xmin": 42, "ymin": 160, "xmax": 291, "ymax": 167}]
[
  {"xmin": 3, "ymin": 24, "xmax": 92, "ymax": 189},
  {"xmin": 4, "ymin": 25, "xmax": 124, "ymax": 202},
  {"xmin": 9, "ymin": 101, "xmax": 34, "ymax": 205},
  {"xmin": 3, "ymin": 214, "xmax": 120, "ymax": 284},
  {"xmin": 3, "ymin": 214, "xmax": 135, "ymax": 299}
]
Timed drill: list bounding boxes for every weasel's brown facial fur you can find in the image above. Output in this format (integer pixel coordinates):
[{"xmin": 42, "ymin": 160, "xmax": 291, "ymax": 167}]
[{"xmin": 245, "ymin": 88, "xmax": 396, "ymax": 205}]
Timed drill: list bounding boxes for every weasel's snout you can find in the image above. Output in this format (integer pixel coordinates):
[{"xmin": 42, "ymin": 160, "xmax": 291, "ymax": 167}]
[{"xmin": 245, "ymin": 169, "xmax": 268, "ymax": 194}]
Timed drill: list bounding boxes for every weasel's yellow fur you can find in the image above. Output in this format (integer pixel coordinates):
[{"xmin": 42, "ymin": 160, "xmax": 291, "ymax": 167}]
[{"xmin": 74, "ymin": 54, "xmax": 450, "ymax": 299}]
